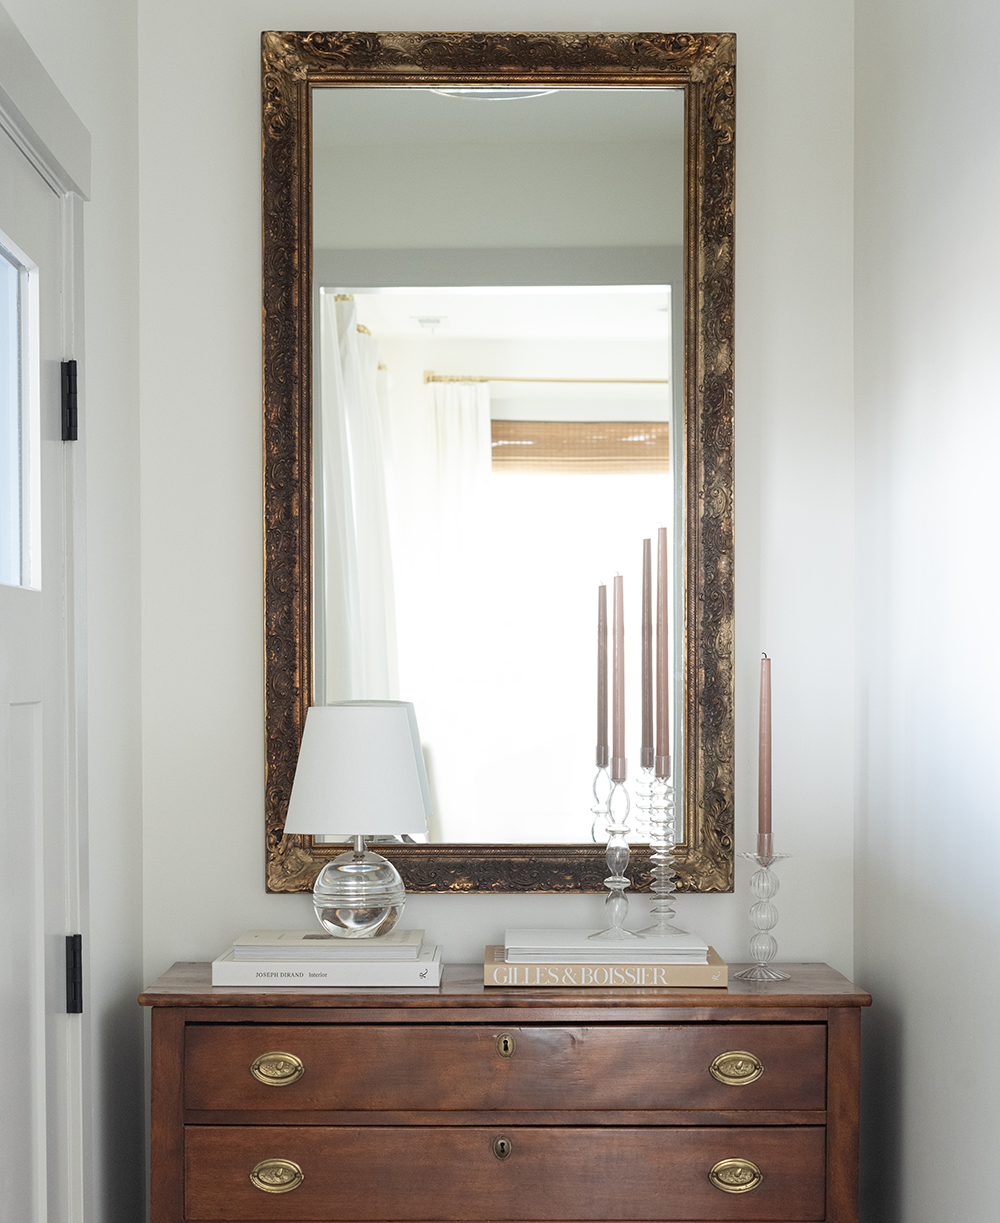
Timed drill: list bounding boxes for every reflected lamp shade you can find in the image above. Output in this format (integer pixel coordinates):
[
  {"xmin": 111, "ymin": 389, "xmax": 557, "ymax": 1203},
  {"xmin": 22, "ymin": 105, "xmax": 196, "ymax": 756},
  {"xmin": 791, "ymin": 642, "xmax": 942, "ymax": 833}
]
[{"xmin": 283, "ymin": 702, "xmax": 431, "ymax": 939}]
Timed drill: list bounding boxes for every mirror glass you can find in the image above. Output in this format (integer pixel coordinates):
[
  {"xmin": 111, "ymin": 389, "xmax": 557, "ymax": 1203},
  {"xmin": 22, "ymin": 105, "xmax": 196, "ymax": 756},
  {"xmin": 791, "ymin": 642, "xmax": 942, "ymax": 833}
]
[{"xmin": 312, "ymin": 86, "xmax": 684, "ymax": 843}]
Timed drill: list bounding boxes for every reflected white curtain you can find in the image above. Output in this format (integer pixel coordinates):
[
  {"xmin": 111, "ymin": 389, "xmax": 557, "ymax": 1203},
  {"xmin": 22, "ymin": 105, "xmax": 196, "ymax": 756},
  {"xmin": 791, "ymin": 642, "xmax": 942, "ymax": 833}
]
[
  {"xmin": 426, "ymin": 381, "xmax": 492, "ymax": 551},
  {"xmin": 315, "ymin": 294, "xmax": 398, "ymax": 702},
  {"xmin": 384, "ymin": 379, "xmax": 491, "ymax": 838}
]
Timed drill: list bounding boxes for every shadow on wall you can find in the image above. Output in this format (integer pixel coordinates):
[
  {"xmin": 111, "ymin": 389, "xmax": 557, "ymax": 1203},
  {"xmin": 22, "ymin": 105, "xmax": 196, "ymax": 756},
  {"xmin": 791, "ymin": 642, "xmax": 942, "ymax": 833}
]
[
  {"xmin": 860, "ymin": 1002, "xmax": 902, "ymax": 1223},
  {"xmin": 100, "ymin": 993, "xmax": 146, "ymax": 1221}
]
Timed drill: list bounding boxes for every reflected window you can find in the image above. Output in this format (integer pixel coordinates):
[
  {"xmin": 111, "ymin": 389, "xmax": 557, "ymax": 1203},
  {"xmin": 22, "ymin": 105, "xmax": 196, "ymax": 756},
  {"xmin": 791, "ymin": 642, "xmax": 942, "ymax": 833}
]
[{"xmin": 315, "ymin": 285, "xmax": 676, "ymax": 843}]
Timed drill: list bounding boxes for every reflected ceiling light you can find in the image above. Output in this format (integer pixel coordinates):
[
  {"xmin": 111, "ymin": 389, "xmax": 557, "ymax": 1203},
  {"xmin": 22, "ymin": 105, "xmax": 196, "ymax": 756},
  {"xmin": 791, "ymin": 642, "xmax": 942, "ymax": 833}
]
[{"xmin": 429, "ymin": 88, "xmax": 557, "ymax": 101}]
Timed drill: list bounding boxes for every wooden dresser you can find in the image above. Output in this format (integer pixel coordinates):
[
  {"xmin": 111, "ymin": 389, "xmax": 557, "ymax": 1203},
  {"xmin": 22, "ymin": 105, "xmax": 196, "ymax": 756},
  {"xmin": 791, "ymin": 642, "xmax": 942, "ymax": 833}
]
[{"xmin": 140, "ymin": 962, "xmax": 870, "ymax": 1223}]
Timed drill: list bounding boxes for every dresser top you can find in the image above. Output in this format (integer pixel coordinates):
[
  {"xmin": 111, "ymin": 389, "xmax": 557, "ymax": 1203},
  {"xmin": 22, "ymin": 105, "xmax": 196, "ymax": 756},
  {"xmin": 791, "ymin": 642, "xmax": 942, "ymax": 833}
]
[{"xmin": 139, "ymin": 961, "xmax": 870, "ymax": 1010}]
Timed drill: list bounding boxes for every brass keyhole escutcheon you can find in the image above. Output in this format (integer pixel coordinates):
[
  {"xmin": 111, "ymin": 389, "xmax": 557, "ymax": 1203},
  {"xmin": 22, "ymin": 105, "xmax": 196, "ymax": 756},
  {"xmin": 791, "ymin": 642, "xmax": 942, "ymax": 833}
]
[
  {"xmin": 250, "ymin": 1159, "xmax": 304, "ymax": 1193},
  {"xmin": 493, "ymin": 1135, "xmax": 513, "ymax": 1160},
  {"xmin": 496, "ymin": 1033, "xmax": 516, "ymax": 1058},
  {"xmin": 709, "ymin": 1050, "xmax": 763, "ymax": 1086},
  {"xmin": 708, "ymin": 1158, "xmax": 763, "ymax": 1194},
  {"xmin": 250, "ymin": 1051, "xmax": 305, "ymax": 1086}
]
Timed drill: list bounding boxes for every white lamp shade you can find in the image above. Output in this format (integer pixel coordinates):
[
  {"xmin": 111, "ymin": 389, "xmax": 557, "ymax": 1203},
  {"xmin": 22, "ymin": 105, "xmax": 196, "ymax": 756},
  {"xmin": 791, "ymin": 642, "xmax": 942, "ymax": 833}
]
[{"xmin": 282, "ymin": 702, "xmax": 432, "ymax": 837}]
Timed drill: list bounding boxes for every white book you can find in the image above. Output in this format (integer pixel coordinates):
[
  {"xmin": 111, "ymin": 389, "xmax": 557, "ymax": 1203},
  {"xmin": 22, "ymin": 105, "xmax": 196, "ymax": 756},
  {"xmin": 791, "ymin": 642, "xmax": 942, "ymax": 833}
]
[
  {"xmin": 504, "ymin": 928, "xmax": 709, "ymax": 964},
  {"xmin": 231, "ymin": 928, "xmax": 424, "ymax": 961},
  {"xmin": 212, "ymin": 945, "xmax": 442, "ymax": 987}
]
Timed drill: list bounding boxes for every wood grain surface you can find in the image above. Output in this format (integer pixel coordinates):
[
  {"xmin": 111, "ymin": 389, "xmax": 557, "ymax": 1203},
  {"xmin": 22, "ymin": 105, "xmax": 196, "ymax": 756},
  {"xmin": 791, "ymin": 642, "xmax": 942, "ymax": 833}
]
[
  {"xmin": 184, "ymin": 1124, "xmax": 826, "ymax": 1222},
  {"xmin": 185, "ymin": 1022, "xmax": 826, "ymax": 1113},
  {"xmin": 140, "ymin": 961, "xmax": 872, "ymax": 1010},
  {"xmin": 146, "ymin": 963, "xmax": 868, "ymax": 1223}
]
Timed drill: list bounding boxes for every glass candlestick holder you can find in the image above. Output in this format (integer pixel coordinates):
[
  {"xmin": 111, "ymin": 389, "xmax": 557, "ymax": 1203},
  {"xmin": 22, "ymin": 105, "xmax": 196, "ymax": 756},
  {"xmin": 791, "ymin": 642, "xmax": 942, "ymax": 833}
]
[
  {"xmin": 631, "ymin": 765, "xmax": 653, "ymax": 842},
  {"xmin": 639, "ymin": 774, "xmax": 684, "ymax": 935},
  {"xmin": 733, "ymin": 834, "xmax": 791, "ymax": 981},
  {"xmin": 589, "ymin": 774, "xmax": 642, "ymax": 941},
  {"xmin": 590, "ymin": 763, "xmax": 611, "ymax": 843}
]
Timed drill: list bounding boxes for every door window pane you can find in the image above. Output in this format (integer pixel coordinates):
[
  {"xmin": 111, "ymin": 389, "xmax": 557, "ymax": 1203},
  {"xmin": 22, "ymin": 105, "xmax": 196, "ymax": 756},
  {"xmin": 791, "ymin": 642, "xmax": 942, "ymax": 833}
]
[
  {"xmin": 0, "ymin": 237, "xmax": 37, "ymax": 590},
  {"xmin": 0, "ymin": 244, "xmax": 20, "ymax": 585}
]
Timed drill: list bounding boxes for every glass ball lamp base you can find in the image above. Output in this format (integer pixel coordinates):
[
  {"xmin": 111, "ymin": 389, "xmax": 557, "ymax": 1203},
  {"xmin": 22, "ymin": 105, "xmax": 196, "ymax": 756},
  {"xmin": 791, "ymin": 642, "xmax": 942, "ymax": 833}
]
[{"xmin": 312, "ymin": 842, "xmax": 405, "ymax": 939}]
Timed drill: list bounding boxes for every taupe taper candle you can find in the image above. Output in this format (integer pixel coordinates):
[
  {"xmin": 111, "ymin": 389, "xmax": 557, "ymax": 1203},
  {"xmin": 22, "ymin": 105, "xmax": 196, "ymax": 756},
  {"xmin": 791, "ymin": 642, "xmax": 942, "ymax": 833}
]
[
  {"xmin": 759, "ymin": 654, "xmax": 772, "ymax": 835},
  {"xmin": 640, "ymin": 538, "xmax": 653, "ymax": 769},
  {"xmin": 596, "ymin": 585, "xmax": 609, "ymax": 768},
  {"xmin": 612, "ymin": 574, "xmax": 626, "ymax": 781},
  {"xmin": 655, "ymin": 526, "xmax": 671, "ymax": 778}
]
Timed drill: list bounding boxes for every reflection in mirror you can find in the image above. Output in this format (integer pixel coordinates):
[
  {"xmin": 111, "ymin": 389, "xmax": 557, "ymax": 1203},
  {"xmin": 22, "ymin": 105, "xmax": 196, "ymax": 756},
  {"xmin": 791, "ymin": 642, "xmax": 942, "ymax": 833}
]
[{"xmin": 312, "ymin": 87, "xmax": 684, "ymax": 843}]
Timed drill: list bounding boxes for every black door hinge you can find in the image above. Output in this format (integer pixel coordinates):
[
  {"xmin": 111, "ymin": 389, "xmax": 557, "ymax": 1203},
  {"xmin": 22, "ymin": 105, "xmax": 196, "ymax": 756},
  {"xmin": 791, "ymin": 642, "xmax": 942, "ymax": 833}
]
[
  {"xmin": 61, "ymin": 359, "xmax": 78, "ymax": 441},
  {"xmin": 65, "ymin": 934, "xmax": 83, "ymax": 1013}
]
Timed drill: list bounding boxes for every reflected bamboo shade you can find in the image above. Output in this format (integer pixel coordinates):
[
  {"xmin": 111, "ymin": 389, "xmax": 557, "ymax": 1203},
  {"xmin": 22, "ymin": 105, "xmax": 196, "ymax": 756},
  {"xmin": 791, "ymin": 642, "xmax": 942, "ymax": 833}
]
[{"xmin": 491, "ymin": 421, "xmax": 669, "ymax": 473}]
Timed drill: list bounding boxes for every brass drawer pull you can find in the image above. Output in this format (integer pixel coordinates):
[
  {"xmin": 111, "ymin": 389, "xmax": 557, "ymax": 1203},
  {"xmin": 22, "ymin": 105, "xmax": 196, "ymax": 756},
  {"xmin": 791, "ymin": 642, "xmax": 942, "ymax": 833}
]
[
  {"xmin": 492, "ymin": 1135, "xmax": 513, "ymax": 1160},
  {"xmin": 250, "ymin": 1158, "xmax": 304, "ymax": 1193},
  {"xmin": 250, "ymin": 1051, "xmax": 305, "ymax": 1086},
  {"xmin": 709, "ymin": 1050, "xmax": 763, "ymax": 1086},
  {"xmin": 709, "ymin": 1158, "xmax": 762, "ymax": 1194},
  {"xmin": 496, "ymin": 1033, "xmax": 516, "ymax": 1058}
]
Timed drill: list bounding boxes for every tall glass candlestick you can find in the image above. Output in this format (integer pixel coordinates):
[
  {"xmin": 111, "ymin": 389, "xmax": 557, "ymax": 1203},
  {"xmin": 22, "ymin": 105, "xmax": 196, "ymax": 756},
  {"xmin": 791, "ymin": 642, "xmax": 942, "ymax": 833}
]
[
  {"xmin": 642, "ymin": 526, "xmax": 680, "ymax": 934},
  {"xmin": 589, "ymin": 775, "xmax": 641, "ymax": 941},
  {"xmin": 639, "ymin": 775, "xmax": 682, "ymax": 935},
  {"xmin": 734, "ymin": 841, "xmax": 791, "ymax": 981},
  {"xmin": 591, "ymin": 572, "xmax": 639, "ymax": 939},
  {"xmin": 590, "ymin": 763, "xmax": 612, "ymax": 844},
  {"xmin": 633, "ymin": 540, "xmax": 654, "ymax": 846}
]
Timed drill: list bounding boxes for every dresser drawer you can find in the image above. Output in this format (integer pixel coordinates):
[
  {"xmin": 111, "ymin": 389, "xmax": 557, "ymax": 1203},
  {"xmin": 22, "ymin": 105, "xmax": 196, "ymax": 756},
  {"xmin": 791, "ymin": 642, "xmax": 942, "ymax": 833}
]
[
  {"xmin": 184, "ymin": 1124, "xmax": 826, "ymax": 1221},
  {"xmin": 184, "ymin": 1023, "xmax": 826, "ymax": 1113}
]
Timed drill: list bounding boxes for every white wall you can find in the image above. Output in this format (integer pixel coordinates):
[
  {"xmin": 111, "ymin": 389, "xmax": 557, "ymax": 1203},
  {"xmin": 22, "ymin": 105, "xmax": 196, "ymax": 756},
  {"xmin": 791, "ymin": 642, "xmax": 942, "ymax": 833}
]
[
  {"xmin": 22, "ymin": 0, "xmax": 1000, "ymax": 1218},
  {"xmin": 313, "ymin": 85, "xmax": 684, "ymax": 248},
  {"xmin": 314, "ymin": 140, "xmax": 682, "ymax": 249},
  {"xmin": 0, "ymin": 1, "xmax": 143, "ymax": 1220},
  {"xmin": 137, "ymin": 0, "xmax": 855, "ymax": 978},
  {"xmin": 4, "ymin": 0, "xmax": 859, "ymax": 1217},
  {"xmin": 854, "ymin": 0, "xmax": 1000, "ymax": 1219}
]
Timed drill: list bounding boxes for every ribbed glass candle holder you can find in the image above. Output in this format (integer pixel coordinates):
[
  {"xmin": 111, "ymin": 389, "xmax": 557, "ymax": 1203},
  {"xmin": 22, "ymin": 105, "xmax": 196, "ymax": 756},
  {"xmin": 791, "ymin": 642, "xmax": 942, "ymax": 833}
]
[
  {"xmin": 733, "ymin": 838, "xmax": 791, "ymax": 981},
  {"xmin": 639, "ymin": 775, "xmax": 683, "ymax": 935}
]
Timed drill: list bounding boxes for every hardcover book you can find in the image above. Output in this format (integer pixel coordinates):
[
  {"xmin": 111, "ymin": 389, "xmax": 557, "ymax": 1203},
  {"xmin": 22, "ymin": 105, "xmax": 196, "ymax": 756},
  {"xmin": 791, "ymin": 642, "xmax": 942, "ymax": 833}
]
[
  {"xmin": 484, "ymin": 945, "xmax": 727, "ymax": 988},
  {"xmin": 212, "ymin": 944, "xmax": 442, "ymax": 986},
  {"xmin": 231, "ymin": 928, "xmax": 424, "ymax": 961},
  {"xmin": 503, "ymin": 928, "xmax": 710, "ymax": 963}
]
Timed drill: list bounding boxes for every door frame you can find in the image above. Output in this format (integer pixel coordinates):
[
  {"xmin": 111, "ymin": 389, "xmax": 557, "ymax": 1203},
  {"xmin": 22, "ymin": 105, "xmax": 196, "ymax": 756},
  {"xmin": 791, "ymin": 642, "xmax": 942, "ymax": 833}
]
[{"xmin": 0, "ymin": 20, "xmax": 90, "ymax": 1222}]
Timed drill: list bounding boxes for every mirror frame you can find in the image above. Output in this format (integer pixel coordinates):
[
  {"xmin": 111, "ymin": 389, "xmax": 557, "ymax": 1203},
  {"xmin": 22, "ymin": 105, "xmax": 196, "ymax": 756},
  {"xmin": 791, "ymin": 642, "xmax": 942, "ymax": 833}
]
[{"xmin": 262, "ymin": 30, "xmax": 735, "ymax": 894}]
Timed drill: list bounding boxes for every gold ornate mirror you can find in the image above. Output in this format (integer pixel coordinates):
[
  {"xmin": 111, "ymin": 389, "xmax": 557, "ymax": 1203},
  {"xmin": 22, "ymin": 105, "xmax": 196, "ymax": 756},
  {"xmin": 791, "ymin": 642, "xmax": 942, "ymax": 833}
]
[{"xmin": 262, "ymin": 31, "xmax": 735, "ymax": 894}]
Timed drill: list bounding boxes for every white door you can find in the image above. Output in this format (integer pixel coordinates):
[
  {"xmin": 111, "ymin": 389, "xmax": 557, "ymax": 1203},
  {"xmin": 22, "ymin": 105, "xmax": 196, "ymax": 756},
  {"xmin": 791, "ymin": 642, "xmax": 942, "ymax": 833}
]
[{"xmin": 0, "ymin": 118, "xmax": 83, "ymax": 1223}]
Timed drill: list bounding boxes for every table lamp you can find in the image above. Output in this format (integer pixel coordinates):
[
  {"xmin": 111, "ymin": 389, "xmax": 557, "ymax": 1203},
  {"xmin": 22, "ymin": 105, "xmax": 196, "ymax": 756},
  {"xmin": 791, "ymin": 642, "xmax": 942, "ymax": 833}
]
[{"xmin": 282, "ymin": 702, "xmax": 432, "ymax": 938}]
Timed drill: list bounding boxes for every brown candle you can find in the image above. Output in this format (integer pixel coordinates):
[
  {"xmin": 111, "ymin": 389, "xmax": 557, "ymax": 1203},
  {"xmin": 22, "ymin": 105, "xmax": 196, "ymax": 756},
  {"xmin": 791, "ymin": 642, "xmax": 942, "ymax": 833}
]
[
  {"xmin": 596, "ymin": 585, "xmax": 608, "ymax": 768},
  {"xmin": 641, "ymin": 538, "xmax": 653, "ymax": 769},
  {"xmin": 655, "ymin": 526, "xmax": 671, "ymax": 779},
  {"xmin": 758, "ymin": 654, "xmax": 772, "ymax": 836},
  {"xmin": 612, "ymin": 574, "xmax": 626, "ymax": 781}
]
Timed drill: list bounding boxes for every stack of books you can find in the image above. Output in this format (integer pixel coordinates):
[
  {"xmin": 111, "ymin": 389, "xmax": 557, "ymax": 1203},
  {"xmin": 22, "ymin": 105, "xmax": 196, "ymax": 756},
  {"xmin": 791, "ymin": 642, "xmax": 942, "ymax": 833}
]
[
  {"xmin": 212, "ymin": 928, "xmax": 442, "ymax": 987},
  {"xmin": 484, "ymin": 928, "xmax": 726, "ymax": 988}
]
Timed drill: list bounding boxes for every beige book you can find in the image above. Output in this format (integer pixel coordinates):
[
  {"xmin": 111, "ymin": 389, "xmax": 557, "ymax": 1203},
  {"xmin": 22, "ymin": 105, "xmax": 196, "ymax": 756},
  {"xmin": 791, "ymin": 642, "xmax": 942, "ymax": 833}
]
[{"xmin": 484, "ymin": 945, "xmax": 727, "ymax": 988}]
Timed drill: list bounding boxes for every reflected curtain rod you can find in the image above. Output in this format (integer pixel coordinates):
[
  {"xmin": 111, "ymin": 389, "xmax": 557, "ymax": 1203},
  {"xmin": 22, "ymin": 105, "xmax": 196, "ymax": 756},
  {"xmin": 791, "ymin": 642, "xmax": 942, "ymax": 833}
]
[{"xmin": 423, "ymin": 370, "xmax": 669, "ymax": 385}]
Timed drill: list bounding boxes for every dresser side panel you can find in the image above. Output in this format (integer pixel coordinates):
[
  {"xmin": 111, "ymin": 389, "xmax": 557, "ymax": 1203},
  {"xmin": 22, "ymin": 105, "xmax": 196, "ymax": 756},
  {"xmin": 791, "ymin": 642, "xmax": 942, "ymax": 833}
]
[
  {"xmin": 150, "ymin": 1008, "xmax": 186, "ymax": 1223},
  {"xmin": 826, "ymin": 1005, "xmax": 862, "ymax": 1222}
]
